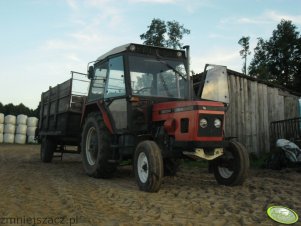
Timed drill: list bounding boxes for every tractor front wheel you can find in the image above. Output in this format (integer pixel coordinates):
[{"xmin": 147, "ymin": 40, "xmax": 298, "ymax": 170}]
[
  {"xmin": 212, "ymin": 141, "xmax": 249, "ymax": 186},
  {"xmin": 134, "ymin": 141, "xmax": 163, "ymax": 192}
]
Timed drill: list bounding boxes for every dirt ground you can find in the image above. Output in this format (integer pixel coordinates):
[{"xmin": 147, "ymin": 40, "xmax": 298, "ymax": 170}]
[{"xmin": 0, "ymin": 144, "xmax": 300, "ymax": 226}]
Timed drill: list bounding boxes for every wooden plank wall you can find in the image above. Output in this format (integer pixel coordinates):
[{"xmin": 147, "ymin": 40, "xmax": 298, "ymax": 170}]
[{"xmin": 225, "ymin": 73, "xmax": 300, "ymax": 155}]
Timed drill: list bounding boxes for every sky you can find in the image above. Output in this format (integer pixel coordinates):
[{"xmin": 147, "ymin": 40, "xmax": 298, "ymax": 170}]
[{"xmin": 0, "ymin": 0, "xmax": 300, "ymax": 109}]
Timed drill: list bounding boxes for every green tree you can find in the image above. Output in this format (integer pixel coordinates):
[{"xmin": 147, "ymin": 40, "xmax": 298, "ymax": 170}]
[
  {"xmin": 4, "ymin": 103, "xmax": 15, "ymax": 115},
  {"xmin": 238, "ymin": 36, "xmax": 251, "ymax": 75},
  {"xmin": 33, "ymin": 103, "xmax": 41, "ymax": 118},
  {"xmin": 140, "ymin": 18, "xmax": 190, "ymax": 49},
  {"xmin": 166, "ymin": 20, "xmax": 190, "ymax": 49},
  {"xmin": 0, "ymin": 102, "xmax": 3, "ymax": 113},
  {"xmin": 0, "ymin": 102, "xmax": 37, "ymax": 117},
  {"xmin": 140, "ymin": 18, "xmax": 166, "ymax": 47},
  {"xmin": 249, "ymin": 20, "xmax": 301, "ymax": 92}
]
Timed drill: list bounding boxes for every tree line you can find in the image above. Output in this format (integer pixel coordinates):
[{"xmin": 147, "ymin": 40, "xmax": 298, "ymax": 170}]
[
  {"xmin": 238, "ymin": 20, "xmax": 301, "ymax": 93},
  {"xmin": 142, "ymin": 18, "xmax": 301, "ymax": 93},
  {"xmin": 0, "ymin": 102, "xmax": 40, "ymax": 118}
]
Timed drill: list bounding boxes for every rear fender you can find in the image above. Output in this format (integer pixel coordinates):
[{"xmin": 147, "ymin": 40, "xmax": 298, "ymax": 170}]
[{"xmin": 81, "ymin": 101, "xmax": 114, "ymax": 134}]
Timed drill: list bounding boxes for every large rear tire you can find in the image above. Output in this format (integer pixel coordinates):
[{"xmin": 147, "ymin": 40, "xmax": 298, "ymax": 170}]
[
  {"xmin": 40, "ymin": 136, "xmax": 56, "ymax": 163},
  {"xmin": 81, "ymin": 112, "xmax": 116, "ymax": 178},
  {"xmin": 134, "ymin": 141, "xmax": 163, "ymax": 192},
  {"xmin": 212, "ymin": 141, "xmax": 249, "ymax": 186}
]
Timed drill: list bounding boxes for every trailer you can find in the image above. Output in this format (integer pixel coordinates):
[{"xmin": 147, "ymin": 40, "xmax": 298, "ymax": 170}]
[{"xmin": 39, "ymin": 72, "xmax": 89, "ymax": 158}]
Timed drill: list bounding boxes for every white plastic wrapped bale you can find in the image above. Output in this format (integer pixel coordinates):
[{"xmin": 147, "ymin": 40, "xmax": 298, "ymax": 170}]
[
  {"xmin": 0, "ymin": 113, "xmax": 4, "ymax": 124},
  {"xmin": 4, "ymin": 134, "xmax": 14, "ymax": 144},
  {"xmin": 16, "ymin": 124, "xmax": 27, "ymax": 135},
  {"xmin": 26, "ymin": 127, "xmax": 37, "ymax": 137},
  {"xmin": 27, "ymin": 136, "xmax": 37, "ymax": 144},
  {"xmin": 4, "ymin": 124, "xmax": 15, "ymax": 134},
  {"xmin": 0, "ymin": 133, "xmax": 3, "ymax": 143},
  {"xmin": 4, "ymin": 115, "xmax": 16, "ymax": 125},
  {"xmin": 17, "ymin": 114, "xmax": 28, "ymax": 125},
  {"xmin": 0, "ymin": 124, "xmax": 3, "ymax": 134},
  {"xmin": 27, "ymin": 117, "xmax": 38, "ymax": 127},
  {"xmin": 16, "ymin": 124, "xmax": 27, "ymax": 144},
  {"xmin": 15, "ymin": 134, "xmax": 26, "ymax": 144}
]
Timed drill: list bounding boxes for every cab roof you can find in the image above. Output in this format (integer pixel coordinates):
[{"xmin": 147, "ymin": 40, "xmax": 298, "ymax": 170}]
[
  {"xmin": 96, "ymin": 43, "xmax": 131, "ymax": 62},
  {"xmin": 96, "ymin": 43, "xmax": 186, "ymax": 62}
]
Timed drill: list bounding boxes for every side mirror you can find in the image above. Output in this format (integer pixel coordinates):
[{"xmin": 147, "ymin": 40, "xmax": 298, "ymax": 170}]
[{"xmin": 88, "ymin": 66, "xmax": 95, "ymax": 79}]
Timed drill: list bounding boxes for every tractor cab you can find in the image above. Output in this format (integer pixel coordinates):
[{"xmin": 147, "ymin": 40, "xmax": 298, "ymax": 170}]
[{"xmin": 85, "ymin": 43, "xmax": 191, "ymax": 133}]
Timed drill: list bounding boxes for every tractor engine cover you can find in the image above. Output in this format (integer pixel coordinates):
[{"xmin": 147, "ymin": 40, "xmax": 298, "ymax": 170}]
[{"xmin": 152, "ymin": 100, "xmax": 225, "ymax": 142}]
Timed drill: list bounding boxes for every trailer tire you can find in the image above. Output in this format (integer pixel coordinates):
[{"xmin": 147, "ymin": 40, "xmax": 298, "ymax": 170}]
[
  {"xmin": 212, "ymin": 141, "xmax": 249, "ymax": 186},
  {"xmin": 81, "ymin": 112, "xmax": 116, "ymax": 178},
  {"xmin": 41, "ymin": 137, "xmax": 56, "ymax": 163},
  {"xmin": 134, "ymin": 140, "xmax": 163, "ymax": 192}
]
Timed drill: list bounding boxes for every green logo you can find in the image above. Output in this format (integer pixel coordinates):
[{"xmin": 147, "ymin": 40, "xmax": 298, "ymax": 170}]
[{"xmin": 267, "ymin": 206, "xmax": 299, "ymax": 224}]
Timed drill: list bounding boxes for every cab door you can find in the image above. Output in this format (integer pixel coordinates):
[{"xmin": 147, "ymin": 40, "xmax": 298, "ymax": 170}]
[{"xmin": 104, "ymin": 56, "xmax": 128, "ymax": 130}]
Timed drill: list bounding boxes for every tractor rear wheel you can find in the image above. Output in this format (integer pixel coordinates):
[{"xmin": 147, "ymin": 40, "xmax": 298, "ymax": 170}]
[
  {"xmin": 212, "ymin": 141, "xmax": 249, "ymax": 186},
  {"xmin": 40, "ymin": 136, "xmax": 56, "ymax": 163},
  {"xmin": 81, "ymin": 112, "xmax": 116, "ymax": 178},
  {"xmin": 134, "ymin": 140, "xmax": 163, "ymax": 192}
]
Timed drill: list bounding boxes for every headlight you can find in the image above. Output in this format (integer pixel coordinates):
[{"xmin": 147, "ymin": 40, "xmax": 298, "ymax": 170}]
[
  {"xmin": 199, "ymin": 118, "xmax": 208, "ymax": 128},
  {"xmin": 129, "ymin": 44, "xmax": 136, "ymax": 52},
  {"xmin": 214, "ymin": 118, "xmax": 222, "ymax": 128},
  {"xmin": 176, "ymin": 51, "xmax": 182, "ymax": 57}
]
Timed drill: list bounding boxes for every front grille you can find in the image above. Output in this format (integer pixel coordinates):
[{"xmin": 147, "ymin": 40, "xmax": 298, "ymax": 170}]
[
  {"xmin": 180, "ymin": 118, "xmax": 189, "ymax": 133},
  {"xmin": 198, "ymin": 114, "xmax": 223, "ymax": 137}
]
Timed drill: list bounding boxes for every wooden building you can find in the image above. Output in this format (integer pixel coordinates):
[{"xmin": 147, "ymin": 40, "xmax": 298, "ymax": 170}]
[{"xmin": 193, "ymin": 69, "xmax": 301, "ymax": 155}]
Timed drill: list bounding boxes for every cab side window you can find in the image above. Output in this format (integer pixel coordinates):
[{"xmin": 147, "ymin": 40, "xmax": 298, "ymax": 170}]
[
  {"xmin": 88, "ymin": 62, "xmax": 108, "ymax": 101},
  {"xmin": 105, "ymin": 56, "xmax": 125, "ymax": 98}
]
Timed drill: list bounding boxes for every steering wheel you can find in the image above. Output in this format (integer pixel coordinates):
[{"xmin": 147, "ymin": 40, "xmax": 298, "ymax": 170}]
[{"xmin": 136, "ymin": 87, "xmax": 152, "ymax": 94}]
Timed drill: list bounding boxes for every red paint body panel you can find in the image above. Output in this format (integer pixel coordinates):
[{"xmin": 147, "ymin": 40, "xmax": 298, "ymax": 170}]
[
  {"xmin": 98, "ymin": 105, "xmax": 113, "ymax": 134},
  {"xmin": 152, "ymin": 100, "xmax": 224, "ymax": 142},
  {"xmin": 81, "ymin": 101, "xmax": 114, "ymax": 134}
]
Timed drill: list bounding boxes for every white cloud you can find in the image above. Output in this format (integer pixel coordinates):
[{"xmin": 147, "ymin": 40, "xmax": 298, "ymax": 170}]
[
  {"xmin": 237, "ymin": 17, "xmax": 269, "ymax": 25},
  {"xmin": 129, "ymin": 0, "xmax": 211, "ymax": 13},
  {"xmin": 265, "ymin": 10, "xmax": 301, "ymax": 24},
  {"xmin": 43, "ymin": 39, "xmax": 78, "ymax": 51},
  {"xmin": 66, "ymin": 0, "xmax": 78, "ymax": 11},
  {"xmin": 208, "ymin": 33, "xmax": 237, "ymax": 40},
  {"xmin": 0, "ymin": 0, "xmax": 132, "ymax": 109},
  {"xmin": 221, "ymin": 10, "xmax": 301, "ymax": 26},
  {"xmin": 129, "ymin": 0, "xmax": 176, "ymax": 3}
]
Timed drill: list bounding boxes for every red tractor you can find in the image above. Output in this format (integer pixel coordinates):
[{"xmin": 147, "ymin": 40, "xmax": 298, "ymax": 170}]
[{"xmin": 39, "ymin": 43, "xmax": 249, "ymax": 192}]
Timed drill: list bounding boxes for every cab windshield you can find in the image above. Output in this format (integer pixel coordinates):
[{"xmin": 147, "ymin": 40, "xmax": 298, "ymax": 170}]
[{"xmin": 129, "ymin": 56, "xmax": 188, "ymax": 99}]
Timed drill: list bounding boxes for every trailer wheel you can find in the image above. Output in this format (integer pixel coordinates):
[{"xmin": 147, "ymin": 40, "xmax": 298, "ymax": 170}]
[
  {"xmin": 212, "ymin": 141, "xmax": 249, "ymax": 186},
  {"xmin": 40, "ymin": 136, "xmax": 56, "ymax": 163},
  {"xmin": 134, "ymin": 141, "xmax": 163, "ymax": 192},
  {"xmin": 81, "ymin": 112, "xmax": 116, "ymax": 178}
]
